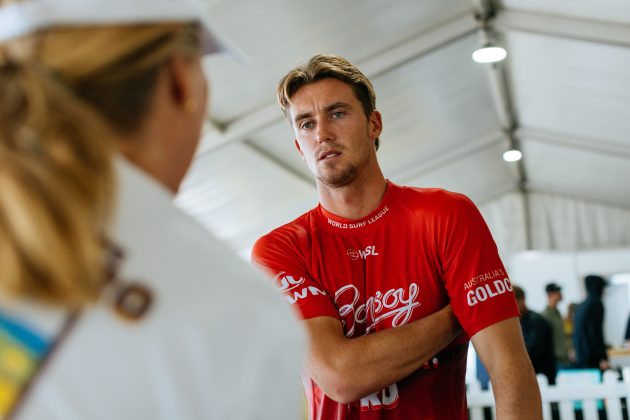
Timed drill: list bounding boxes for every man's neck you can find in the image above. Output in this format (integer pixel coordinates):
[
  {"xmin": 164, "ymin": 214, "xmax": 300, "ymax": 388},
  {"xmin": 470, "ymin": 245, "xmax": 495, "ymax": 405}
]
[{"xmin": 317, "ymin": 170, "xmax": 387, "ymax": 220}]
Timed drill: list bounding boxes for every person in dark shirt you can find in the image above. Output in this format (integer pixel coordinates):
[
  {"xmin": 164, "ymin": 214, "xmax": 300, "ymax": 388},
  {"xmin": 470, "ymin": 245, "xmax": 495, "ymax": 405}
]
[
  {"xmin": 514, "ymin": 285, "xmax": 557, "ymax": 384},
  {"xmin": 574, "ymin": 275, "xmax": 610, "ymax": 370}
]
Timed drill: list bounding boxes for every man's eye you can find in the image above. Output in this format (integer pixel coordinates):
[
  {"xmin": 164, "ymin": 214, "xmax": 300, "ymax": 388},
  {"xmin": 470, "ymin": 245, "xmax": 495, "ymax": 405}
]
[
  {"xmin": 301, "ymin": 121, "xmax": 314, "ymax": 130},
  {"xmin": 331, "ymin": 111, "xmax": 344, "ymax": 119}
]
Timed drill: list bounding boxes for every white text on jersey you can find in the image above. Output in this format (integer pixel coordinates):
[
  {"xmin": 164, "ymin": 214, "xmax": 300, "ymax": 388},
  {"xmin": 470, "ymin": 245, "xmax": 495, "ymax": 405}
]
[
  {"xmin": 334, "ymin": 283, "xmax": 421, "ymax": 336},
  {"xmin": 467, "ymin": 278, "xmax": 513, "ymax": 307},
  {"xmin": 273, "ymin": 271, "xmax": 305, "ymax": 292},
  {"xmin": 360, "ymin": 383, "xmax": 399, "ymax": 411},
  {"xmin": 285, "ymin": 286, "xmax": 327, "ymax": 304},
  {"xmin": 347, "ymin": 245, "xmax": 379, "ymax": 260}
]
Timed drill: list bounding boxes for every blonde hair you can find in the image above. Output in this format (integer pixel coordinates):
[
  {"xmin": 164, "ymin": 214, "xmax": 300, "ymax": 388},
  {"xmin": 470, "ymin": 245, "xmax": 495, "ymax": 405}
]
[
  {"xmin": 277, "ymin": 54, "xmax": 377, "ymax": 120},
  {"xmin": 277, "ymin": 54, "xmax": 380, "ymax": 149},
  {"xmin": 0, "ymin": 3, "xmax": 201, "ymax": 306}
]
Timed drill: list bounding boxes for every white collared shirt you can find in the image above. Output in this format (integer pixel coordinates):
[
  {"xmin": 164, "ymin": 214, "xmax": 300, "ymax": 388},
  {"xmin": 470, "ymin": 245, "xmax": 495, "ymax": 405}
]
[{"xmin": 8, "ymin": 157, "xmax": 304, "ymax": 420}]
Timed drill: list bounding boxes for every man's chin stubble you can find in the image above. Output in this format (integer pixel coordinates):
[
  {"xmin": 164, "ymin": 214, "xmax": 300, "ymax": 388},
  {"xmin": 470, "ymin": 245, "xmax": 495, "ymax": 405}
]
[{"xmin": 317, "ymin": 165, "xmax": 358, "ymax": 188}]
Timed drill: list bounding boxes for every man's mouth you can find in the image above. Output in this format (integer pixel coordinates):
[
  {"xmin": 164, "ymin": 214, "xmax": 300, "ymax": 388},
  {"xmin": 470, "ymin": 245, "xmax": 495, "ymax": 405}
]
[{"xmin": 319, "ymin": 151, "xmax": 341, "ymax": 161}]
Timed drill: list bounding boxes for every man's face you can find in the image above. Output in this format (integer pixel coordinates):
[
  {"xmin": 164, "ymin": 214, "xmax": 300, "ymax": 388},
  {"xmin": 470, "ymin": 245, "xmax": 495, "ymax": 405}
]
[
  {"xmin": 549, "ymin": 291, "xmax": 562, "ymax": 306},
  {"xmin": 288, "ymin": 78, "xmax": 382, "ymax": 188}
]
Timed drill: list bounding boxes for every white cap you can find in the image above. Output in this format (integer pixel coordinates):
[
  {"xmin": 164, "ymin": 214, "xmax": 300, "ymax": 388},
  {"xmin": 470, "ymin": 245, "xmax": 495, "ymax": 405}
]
[{"xmin": 0, "ymin": 0, "xmax": 228, "ymax": 55}]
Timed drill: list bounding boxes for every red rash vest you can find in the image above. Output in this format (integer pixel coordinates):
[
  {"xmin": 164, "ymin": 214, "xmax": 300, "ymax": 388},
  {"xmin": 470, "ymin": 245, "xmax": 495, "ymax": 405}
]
[{"xmin": 252, "ymin": 181, "xmax": 518, "ymax": 420}]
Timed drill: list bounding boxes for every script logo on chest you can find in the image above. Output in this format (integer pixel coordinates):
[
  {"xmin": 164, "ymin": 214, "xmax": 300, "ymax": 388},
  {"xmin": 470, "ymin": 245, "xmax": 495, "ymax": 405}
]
[{"xmin": 334, "ymin": 283, "xmax": 421, "ymax": 336}]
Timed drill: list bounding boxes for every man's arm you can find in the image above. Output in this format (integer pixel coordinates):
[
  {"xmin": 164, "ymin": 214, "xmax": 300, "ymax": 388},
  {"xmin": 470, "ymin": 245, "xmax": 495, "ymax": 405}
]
[
  {"xmin": 303, "ymin": 305, "xmax": 461, "ymax": 404},
  {"xmin": 472, "ymin": 317, "xmax": 542, "ymax": 420}
]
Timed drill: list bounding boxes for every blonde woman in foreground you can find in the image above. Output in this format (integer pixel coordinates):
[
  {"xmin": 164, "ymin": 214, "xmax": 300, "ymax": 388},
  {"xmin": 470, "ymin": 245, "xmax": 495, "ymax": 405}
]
[{"xmin": 0, "ymin": 0, "xmax": 304, "ymax": 419}]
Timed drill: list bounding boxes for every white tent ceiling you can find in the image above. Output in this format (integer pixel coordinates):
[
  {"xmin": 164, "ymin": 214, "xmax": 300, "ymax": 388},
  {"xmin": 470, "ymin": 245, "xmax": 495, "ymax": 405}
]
[{"xmin": 176, "ymin": 0, "xmax": 630, "ymax": 259}]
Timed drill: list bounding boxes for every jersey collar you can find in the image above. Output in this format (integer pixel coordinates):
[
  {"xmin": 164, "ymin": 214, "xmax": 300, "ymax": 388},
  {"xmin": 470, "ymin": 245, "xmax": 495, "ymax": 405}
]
[{"xmin": 317, "ymin": 180, "xmax": 402, "ymax": 232}]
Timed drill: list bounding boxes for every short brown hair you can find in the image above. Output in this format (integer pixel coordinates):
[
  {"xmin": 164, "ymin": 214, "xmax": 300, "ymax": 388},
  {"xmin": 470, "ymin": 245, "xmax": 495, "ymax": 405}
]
[
  {"xmin": 277, "ymin": 54, "xmax": 379, "ymax": 148},
  {"xmin": 277, "ymin": 54, "xmax": 376, "ymax": 120}
]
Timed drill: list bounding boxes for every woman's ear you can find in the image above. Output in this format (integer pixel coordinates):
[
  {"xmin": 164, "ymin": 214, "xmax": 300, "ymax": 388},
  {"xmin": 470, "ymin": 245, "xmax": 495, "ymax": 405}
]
[{"xmin": 165, "ymin": 55, "xmax": 197, "ymax": 111}]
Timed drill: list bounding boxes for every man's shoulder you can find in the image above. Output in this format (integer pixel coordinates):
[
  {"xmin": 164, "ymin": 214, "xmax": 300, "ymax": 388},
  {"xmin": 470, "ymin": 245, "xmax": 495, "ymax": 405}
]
[
  {"xmin": 399, "ymin": 184, "xmax": 467, "ymax": 199},
  {"xmin": 398, "ymin": 183, "xmax": 472, "ymax": 204},
  {"xmin": 395, "ymin": 183, "xmax": 478, "ymax": 215},
  {"xmin": 253, "ymin": 209, "xmax": 317, "ymax": 254},
  {"xmin": 529, "ymin": 310, "xmax": 553, "ymax": 328},
  {"xmin": 541, "ymin": 306, "xmax": 555, "ymax": 318},
  {"xmin": 523, "ymin": 309, "xmax": 539, "ymax": 321}
]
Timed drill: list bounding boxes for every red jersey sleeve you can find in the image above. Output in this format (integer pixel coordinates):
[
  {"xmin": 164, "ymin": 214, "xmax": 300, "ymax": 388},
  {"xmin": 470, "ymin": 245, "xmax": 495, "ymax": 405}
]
[
  {"xmin": 437, "ymin": 192, "xmax": 519, "ymax": 337},
  {"xmin": 252, "ymin": 228, "xmax": 339, "ymax": 321}
]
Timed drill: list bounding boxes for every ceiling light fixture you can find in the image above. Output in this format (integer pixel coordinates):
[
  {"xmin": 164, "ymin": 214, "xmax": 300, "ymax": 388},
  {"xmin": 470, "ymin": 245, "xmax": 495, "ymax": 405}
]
[
  {"xmin": 502, "ymin": 149, "xmax": 522, "ymax": 162},
  {"xmin": 472, "ymin": 15, "xmax": 506, "ymax": 64},
  {"xmin": 472, "ymin": 44, "xmax": 507, "ymax": 63},
  {"xmin": 502, "ymin": 130, "xmax": 523, "ymax": 162}
]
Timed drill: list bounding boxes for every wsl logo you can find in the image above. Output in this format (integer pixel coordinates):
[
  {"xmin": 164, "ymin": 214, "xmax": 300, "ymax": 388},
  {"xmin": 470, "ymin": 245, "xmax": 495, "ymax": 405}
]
[
  {"xmin": 347, "ymin": 245, "xmax": 379, "ymax": 260},
  {"xmin": 273, "ymin": 271, "xmax": 327, "ymax": 305},
  {"xmin": 273, "ymin": 271, "xmax": 305, "ymax": 292}
]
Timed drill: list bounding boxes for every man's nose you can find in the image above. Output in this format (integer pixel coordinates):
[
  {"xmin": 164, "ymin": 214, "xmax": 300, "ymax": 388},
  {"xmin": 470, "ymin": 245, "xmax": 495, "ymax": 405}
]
[{"xmin": 316, "ymin": 120, "xmax": 334, "ymax": 143}]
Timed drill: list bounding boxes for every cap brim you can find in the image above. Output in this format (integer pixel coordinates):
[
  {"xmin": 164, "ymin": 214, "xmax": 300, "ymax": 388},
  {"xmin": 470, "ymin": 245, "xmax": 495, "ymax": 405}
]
[{"xmin": 0, "ymin": 0, "xmax": 232, "ymax": 58}]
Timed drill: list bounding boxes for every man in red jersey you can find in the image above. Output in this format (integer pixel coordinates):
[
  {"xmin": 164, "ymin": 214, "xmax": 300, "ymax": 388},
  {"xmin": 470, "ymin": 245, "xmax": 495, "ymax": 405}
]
[{"xmin": 252, "ymin": 54, "xmax": 542, "ymax": 420}]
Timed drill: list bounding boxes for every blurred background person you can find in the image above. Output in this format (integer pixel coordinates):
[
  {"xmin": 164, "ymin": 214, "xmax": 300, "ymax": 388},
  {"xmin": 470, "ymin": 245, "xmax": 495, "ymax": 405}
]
[
  {"xmin": 542, "ymin": 282, "xmax": 571, "ymax": 368},
  {"xmin": 574, "ymin": 275, "xmax": 609, "ymax": 371},
  {"xmin": 564, "ymin": 302, "xmax": 578, "ymax": 364},
  {"xmin": 0, "ymin": 0, "xmax": 304, "ymax": 419},
  {"xmin": 514, "ymin": 285, "xmax": 557, "ymax": 384}
]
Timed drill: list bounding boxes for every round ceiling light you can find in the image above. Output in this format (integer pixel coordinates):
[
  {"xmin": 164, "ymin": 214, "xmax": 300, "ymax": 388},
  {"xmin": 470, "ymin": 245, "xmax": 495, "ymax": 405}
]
[
  {"xmin": 472, "ymin": 46, "xmax": 507, "ymax": 63},
  {"xmin": 502, "ymin": 149, "xmax": 522, "ymax": 162}
]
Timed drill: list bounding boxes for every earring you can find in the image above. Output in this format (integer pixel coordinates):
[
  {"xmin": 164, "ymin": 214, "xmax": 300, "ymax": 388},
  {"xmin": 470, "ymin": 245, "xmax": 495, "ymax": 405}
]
[{"xmin": 184, "ymin": 98, "xmax": 198, "ymax": 113}]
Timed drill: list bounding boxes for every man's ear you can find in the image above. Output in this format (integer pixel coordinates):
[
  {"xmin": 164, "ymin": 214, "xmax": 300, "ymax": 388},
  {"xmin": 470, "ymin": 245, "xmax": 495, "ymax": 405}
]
[
  {"xmin": 369, "ymin": 110, "xmax": 383, "ymax": 141},
  {"xmin": 294, "ymin": 139, "xmax": 306, "ymax": 161}
]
